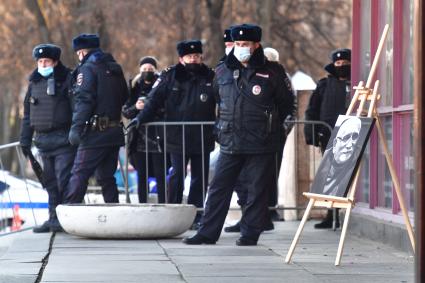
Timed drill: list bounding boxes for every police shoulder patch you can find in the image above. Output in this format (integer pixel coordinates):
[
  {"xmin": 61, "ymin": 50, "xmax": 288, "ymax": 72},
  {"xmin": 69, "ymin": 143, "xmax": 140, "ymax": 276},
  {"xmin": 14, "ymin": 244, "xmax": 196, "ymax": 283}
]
[
  {"xmin": 76, "ymin": 73, "xmax": 84, "ymax": 86},
  {"xmin": 152, "ymin": 78, "xmax": 161, "ymax": 88}
]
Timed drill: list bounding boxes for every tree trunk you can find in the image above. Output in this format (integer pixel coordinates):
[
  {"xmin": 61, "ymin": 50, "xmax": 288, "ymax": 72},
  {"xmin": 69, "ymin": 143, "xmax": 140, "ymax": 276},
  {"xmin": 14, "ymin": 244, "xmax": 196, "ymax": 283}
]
[
  {"xmin": 205, "ymin": 0, "xmax": 225, "ymax": 65},
  {"xmin": 257, "ymin": 0, "xmax": 273, "ymax": 46},
  {"xmin": 23, "ymin": 0, "xmax": 52, "ymax": 42}
]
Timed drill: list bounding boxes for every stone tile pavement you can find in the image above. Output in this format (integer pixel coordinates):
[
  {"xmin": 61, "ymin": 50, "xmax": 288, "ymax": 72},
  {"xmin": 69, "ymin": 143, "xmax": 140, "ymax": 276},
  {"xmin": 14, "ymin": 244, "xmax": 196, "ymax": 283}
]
[{"xmin": 0, "ymin": 221, "xmax": 414, "ymax": 283}]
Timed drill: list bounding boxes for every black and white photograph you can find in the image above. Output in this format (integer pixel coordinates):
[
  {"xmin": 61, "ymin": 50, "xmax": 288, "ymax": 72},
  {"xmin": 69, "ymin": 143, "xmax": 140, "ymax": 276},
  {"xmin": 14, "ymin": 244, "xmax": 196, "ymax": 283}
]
[{"xmin": 310, "ymin": 115, "xmax": 375, "ymax": 197}]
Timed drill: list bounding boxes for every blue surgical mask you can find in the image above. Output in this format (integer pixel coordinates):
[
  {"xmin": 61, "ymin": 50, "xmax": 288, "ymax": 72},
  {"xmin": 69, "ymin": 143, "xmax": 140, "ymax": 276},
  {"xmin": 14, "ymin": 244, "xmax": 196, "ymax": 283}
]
[
  {"xmin": 38, "ymin": 66, "xmax": 54, "ymax": 77},
  {"xmin": 233, "ymin": 46, "xmax": 252, "ymax": 62}
]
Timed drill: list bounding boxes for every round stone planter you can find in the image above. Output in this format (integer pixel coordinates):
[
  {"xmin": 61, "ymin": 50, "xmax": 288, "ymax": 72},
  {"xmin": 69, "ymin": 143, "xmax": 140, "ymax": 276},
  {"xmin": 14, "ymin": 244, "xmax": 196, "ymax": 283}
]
[{"xmin": 56, "ymin": 203, "xmax": 197, "ymax": 239}]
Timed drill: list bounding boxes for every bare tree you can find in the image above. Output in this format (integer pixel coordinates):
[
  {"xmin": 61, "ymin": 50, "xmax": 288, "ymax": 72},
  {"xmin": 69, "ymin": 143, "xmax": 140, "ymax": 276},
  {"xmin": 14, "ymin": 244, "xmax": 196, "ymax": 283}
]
[{"xmin": 205, "ymin": 0, "xmax": 225, "ymax": 64}]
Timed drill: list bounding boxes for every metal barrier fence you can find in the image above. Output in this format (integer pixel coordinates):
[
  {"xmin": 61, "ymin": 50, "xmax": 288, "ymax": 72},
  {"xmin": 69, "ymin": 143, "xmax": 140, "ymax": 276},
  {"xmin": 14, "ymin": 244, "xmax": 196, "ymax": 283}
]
[
  {"xmin": 0, "ymin": 142, "xmax": 38, "ymax": 235},
  {"xmin": 0, "ymin": 119, "xmax": 332, "ymax": 234},
  {"xmin": 124, "ymin": 120, "xmax": 332, "ymax": 213}
]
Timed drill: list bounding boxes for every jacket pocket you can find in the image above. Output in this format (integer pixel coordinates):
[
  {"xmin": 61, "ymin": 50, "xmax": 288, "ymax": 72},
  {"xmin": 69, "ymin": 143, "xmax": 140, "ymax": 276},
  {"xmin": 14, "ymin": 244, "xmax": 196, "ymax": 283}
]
[{"xmin": 217, "ymin": 120, "xmax": 232, "ymax": 147}]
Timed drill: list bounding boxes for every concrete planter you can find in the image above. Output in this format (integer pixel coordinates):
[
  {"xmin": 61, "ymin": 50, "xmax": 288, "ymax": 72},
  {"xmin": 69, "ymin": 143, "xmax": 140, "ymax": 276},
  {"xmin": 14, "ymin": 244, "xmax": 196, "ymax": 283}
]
[{"xmin": 56, "ymin": 204, "xmax": 197, "ymax": 239}]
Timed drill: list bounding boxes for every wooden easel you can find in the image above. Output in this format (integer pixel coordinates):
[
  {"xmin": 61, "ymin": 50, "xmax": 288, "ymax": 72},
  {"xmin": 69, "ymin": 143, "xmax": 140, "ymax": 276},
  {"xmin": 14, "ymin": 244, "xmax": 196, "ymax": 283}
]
[{"xmin": 285, "ymin": 24, "xmax": 415, "ymax": 266}]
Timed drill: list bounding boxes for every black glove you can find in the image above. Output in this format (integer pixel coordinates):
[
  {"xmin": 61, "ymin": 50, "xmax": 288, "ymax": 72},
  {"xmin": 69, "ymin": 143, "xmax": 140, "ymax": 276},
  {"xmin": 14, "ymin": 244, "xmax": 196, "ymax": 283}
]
[
  {"xmin": 68, "ymin": 129, "xmax": 81, "ymax": 146},
  {"xmin": 20, "ymin": 145, "xmax": 32, "ymax": 158},
  {"xmin": 126, "ymin": 117, "xmax": 140, "ymax": 130}
]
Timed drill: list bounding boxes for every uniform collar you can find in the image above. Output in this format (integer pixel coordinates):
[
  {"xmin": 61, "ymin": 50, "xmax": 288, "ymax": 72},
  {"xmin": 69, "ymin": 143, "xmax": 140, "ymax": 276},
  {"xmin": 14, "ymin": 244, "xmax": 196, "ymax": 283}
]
[
  {"xmin": 175, "ymin": 63, "xmax": 211, "ymax": 82},
  {"xmin": 225, "ymin": 45, "xmax": 266, "ymax": 70},
  {"xmin": 29, "ymin": 61, "xmax": 69, "ymax": 82}
]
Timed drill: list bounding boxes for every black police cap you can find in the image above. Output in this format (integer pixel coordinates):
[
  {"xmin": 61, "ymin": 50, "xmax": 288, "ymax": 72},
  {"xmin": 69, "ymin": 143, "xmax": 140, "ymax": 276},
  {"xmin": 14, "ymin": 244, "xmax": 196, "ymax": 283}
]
[
  {"xmin": 223, "ymin": 28, "xmax": 233, "ymax": 43},
  {"xmin": 176, "ymin": 40, "xmax": 203, "ymax": 57},
  {"xmin": 72, "ymin": 33, "xmax": 100, "ymax": 52},
  {"xmin": 32, "ymin": 44, "xmax": 61, "ymax": 61},
  {"xmin": 330, "ymin": 48, "xmax": 351, "ymax": 62},
  {"xmin": 231, "ymin": 24, "xmax": 262, "ymax": 42}
]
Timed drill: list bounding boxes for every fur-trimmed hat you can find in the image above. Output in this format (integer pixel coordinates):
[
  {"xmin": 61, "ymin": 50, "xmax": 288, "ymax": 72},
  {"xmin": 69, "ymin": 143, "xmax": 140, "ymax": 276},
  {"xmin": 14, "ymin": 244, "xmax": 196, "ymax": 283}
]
[
  {"xmin": 139, "ymin": 56, "xmax": 158, "ymax": 68},
  {"xmin": 72, "ymin": 33, "xmax": 100, "ymax": 52},
  {"xmin": 330, "ymin": 48, "xmax": 351, "ymax": 62},
  {"xmin": 176, "ymin": 40, "xmax": 203, "ymax": 57},
  {"xmin": 223, "ymin": 28, "xmax": 233, "ymax": 42},
  {"xmin": 32, "ymin": 44, "xmax": 61, "ymax": 61},
  {"xmin": 231, "ymin": 24, "xmax": 262, "ymax": 42}
]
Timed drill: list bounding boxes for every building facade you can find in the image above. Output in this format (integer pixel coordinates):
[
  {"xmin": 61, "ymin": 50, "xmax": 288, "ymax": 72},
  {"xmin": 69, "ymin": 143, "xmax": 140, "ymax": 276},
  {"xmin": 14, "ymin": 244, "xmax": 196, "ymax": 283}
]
[{"xmin": 350, "ymin": 0, "xmax": 415, "ymax": 248}]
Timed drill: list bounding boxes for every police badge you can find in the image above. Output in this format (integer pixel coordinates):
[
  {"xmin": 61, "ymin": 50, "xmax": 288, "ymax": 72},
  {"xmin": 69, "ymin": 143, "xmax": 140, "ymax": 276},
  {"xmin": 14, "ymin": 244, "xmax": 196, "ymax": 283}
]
[
  {"xmin": 252, "ymin": 85, "xmax": 261, "ymax": 95},
  {"xmin": 200, "ymin": 93, "xmax": 208, "ymax": 102},
  {"xmin": 76, "ymin": 73, "xmax": 83, "ymax": 86}
]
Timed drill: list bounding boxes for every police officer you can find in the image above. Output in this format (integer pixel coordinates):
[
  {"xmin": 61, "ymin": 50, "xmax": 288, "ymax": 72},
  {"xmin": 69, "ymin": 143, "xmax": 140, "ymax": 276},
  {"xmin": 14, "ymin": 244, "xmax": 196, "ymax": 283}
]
[
  {"xmin": 183, "ymin": 24, "xmax": 295, "ymax": 246},
  {"xmin": 64, "ymin": 34, "xmax": 128, "ymax": 203},
  {"xmin": 20, "ymin": 44, "xmax": 76, "ymax": 233},
  {"xmin": 224, "ymin": 46, "xmax": 289, "ymax": 233},
  {"xmin": 122, "ymin": 56, "xmax": 167, "ymax": 203},
  {"xmin": 129, "ymin": 40, "xmax": 216, "ymax": 229},
  {"xmin": 304, "ymin": 48, "xmax": 351, "ymax": 229}
]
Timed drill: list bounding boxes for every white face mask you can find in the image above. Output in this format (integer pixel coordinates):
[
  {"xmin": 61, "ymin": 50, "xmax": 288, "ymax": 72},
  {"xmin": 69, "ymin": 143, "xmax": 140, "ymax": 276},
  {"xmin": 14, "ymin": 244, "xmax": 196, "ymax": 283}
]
[
  {"xmin": 233, "ymin": 46, "xmax": 252, "ymax": 62},
  {"xmin": 225, "ymin": 47, "xmax": 233, "ymax": 56}
]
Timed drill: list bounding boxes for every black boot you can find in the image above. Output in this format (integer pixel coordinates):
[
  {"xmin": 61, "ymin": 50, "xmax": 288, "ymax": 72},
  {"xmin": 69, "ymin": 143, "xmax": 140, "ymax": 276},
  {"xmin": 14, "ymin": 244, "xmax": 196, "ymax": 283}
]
[
  {"xmin": 263, "ymin": 219, "xmax": 274, "ymax": 231},
  {"xmin": 190, "ymin": 212, "xmax": 203, "ymax": 230},
  {"xmin": 49, "ymin": 217, "xmax": 64, "ymax": 232},
  {"xmin": 182, "ymin": 233, "xmax": 216, "ymax": 245},
  {"xmin": 314, "ymin": 209, "xmax": 340, "ymax": 229},
  {"xmin": 33, "ymin": 221, "xmax": 50, "ymax": 233},
  {"xmin": 224, "ymin": 221, "xmax": 241, "ymax": 233}
]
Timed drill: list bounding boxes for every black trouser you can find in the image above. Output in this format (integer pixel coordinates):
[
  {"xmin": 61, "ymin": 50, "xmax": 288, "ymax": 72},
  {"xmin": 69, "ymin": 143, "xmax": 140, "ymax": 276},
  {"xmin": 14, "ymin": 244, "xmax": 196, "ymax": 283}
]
[
  {"xmin": 64, "ymin": 146, "xmax": 120, "ymax": 203},
  {"xmin": 131, "ymin": 151, "xmax": 166, "ymax": 203},
  {"xmin": 40, "ymin": 148, "xmax": 76, "ymax": 220},
  {"xmin": 235, "ymin": 152, "xmax": 282, "ymax": 210},
  {"xmin": 168, "ymin": 153, "xmax": 210, "ymax": 210},
  {"xmin": 198, "ymin": 152, "xmax": 274, "ymax": 242}
]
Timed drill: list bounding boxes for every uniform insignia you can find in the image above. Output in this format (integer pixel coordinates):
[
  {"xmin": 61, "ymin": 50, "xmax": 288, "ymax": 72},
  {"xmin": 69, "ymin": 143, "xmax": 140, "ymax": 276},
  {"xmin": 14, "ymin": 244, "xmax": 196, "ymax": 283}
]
[
  {"xmin": 206, "ymin": 83, "xmax": 212, "ymax": 86},
  {"xmin": 76, "ymin": 73, "xmax": 83, "ymax": 86},
  {"xmin": 152, "ymin": 78, "xmax": 161, "ymax": 88},
  {"xmin": 200, "ymin": 93, "xmax": 208, "ymax": 102},
  {"xmin": 256, "ymin": 73, "xmax": 269, "ymax": 78},
  {"xmin": 252, "ymin": 85, "xmax": 261, "ymax": 95},
  {"xmin": 284, "ymin": 77, "xmax": 293, "ymax": 92}
]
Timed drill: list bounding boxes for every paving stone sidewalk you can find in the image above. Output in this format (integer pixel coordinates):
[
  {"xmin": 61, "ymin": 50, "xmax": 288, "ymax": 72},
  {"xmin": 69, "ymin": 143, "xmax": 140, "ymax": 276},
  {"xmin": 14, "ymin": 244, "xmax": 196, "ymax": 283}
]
[{"xmin": 0, "ymin": 221, "xmax": 414, "ymax": 283}]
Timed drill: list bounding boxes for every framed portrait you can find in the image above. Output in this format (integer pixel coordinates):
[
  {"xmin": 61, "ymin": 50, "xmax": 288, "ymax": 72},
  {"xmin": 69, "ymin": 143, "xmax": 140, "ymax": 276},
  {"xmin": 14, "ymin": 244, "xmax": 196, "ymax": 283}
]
[{"xmin": 310, "ymin": 115, "xmax": 375, "ymax": 197}]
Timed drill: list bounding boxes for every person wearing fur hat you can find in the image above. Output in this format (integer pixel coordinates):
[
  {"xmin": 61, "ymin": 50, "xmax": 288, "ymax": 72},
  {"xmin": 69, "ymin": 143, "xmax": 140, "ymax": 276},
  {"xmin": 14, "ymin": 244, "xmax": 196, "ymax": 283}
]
[
  {"xmin": 64, "ymin": 33, "xmax": 128, "ymax": 204},
  {"xmin": 128, "ymin": 40, "xmax": 216, "ymax": 229},
  {"xmin": 20, "ymin": 43, "xmax": 76, "ymax": 233},
  {"xmin": 122, "ymin": 56, "xmax": 167, "ymax": 203},
  {"xmin": 304, "ymin": 48, "xmax": 352, "ymax": 229},
  {"xmin": 183, "ymin": 24, "xmax": 295, "ymax": 246}
]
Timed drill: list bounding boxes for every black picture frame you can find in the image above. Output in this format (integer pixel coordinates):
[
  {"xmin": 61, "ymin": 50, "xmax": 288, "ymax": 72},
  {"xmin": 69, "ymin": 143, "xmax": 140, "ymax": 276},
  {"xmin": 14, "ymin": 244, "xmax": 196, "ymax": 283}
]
[{"xmin": 310, "ymin": 115, "xmax": 375, "ymax": 197}]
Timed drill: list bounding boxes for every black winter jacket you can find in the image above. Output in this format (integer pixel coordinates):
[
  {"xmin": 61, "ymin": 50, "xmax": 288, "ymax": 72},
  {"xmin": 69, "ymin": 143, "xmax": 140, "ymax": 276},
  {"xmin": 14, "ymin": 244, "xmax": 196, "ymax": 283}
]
[
  {"xmin": 20, "ymin": 62, "xmax": 75, "ymax": 154},
  {"xmin": 135, "ymin": 63, "xmax": 216, "ymax": 154},
  {"xmin": 69, "ymin": 49, "xmax": 128, "ymax": 149},
  {"xmin": 214, "ymin": 46, "xmax": 296, "ymax": 154},
  {"xmin": 122, "ymin": 74, "xmax": 164, "ymax": 153},
  {"xmin": 304, "ymin": 65, "xmax": 351, "ymax": 148}
]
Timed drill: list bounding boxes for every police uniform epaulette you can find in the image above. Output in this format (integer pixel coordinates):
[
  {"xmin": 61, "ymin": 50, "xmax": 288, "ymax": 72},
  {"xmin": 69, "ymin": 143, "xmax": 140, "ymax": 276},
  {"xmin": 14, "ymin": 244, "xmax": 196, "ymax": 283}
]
[
  {"xmin": 318, "ymin": 77, "xmax": 328, "ymax": 84},
  {"xmin": 161, "ymin": 65, "xmax": 175, "ymax": 75}
]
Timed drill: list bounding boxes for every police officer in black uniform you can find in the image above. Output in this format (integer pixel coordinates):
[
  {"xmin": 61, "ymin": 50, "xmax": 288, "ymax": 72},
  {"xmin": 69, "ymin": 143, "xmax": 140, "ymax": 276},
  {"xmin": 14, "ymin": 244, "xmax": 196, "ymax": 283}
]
[
  {"xmin": 64, "ymin": 34, "xmax": 128, "ymax": 203},
  {"xmin": 122, "ymin": 56, "xmax": 167, "ymax": 203},
  {"xmin": 304, "ymin": 48, "xmax": 351, "ymax": 229},
  {"xmin": 129, "ymin": 40, "xmax": 216, "ymax": 229},
  {"xmin": 183, "ymin": 24, "xmax": 295, "ymax": 246},
  {"xmin": 20, "ymin": 44, "xmax": 76, "ymax": 233}
]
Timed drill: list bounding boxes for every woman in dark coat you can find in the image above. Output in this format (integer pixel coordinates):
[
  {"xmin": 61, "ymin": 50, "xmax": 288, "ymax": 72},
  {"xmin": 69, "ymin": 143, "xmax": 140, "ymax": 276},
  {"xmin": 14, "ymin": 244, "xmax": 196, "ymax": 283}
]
[{"xmin": 122, "ymin": 56, "xmax": 166, "ymax": 203}]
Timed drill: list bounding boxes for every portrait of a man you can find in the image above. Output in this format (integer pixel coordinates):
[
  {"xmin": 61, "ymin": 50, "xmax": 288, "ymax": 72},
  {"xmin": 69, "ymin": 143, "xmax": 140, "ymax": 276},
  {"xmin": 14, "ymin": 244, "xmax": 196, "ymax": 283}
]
[{"xmin": 310, "ymin": 115, "xmax": 375, "ymax": 197}]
